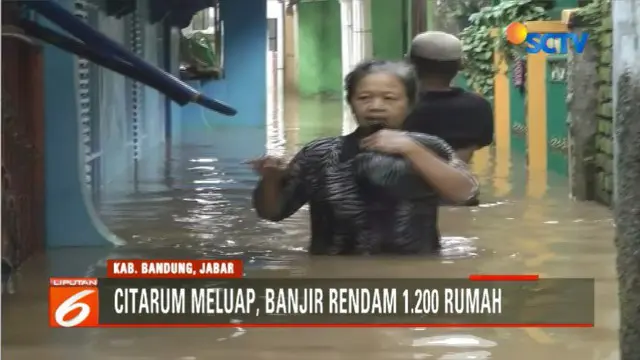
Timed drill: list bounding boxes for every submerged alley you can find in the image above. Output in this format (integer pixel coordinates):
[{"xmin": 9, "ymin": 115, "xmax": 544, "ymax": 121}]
[{"xmin": 1, "ymin": 0, "xmax": 638, "ymax": 359}]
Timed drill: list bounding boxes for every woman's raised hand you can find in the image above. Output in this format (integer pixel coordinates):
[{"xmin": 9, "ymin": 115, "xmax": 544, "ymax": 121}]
[{"xmin": 245, "ymin": 156, "xmax": 287, "ymax": 180}]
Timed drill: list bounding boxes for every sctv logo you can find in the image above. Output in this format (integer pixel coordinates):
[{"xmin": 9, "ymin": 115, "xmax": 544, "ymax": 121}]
[{"xmin": 506, "ymin": 22, "xmax": 589, "ymax": 54}]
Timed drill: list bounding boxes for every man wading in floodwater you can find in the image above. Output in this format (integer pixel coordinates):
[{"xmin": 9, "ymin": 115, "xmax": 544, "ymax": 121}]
[{"xmin": 403, "ymin": 31, "xmax": 494, "ymax": 164}]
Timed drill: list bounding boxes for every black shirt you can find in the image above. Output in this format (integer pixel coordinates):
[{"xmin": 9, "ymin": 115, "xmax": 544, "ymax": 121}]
[{"xmin": 403, "ymin": 88, "xmax": 494, "ymax": 150}]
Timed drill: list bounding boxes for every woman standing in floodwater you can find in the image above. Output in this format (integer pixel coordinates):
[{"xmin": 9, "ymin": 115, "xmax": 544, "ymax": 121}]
[{"xmin": 249, "ymin": 60, "xmax": 478, "ymax": 255}]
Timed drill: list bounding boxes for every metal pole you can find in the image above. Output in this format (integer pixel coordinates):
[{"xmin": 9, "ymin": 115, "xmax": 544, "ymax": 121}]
[{"xmin": 612, "ymin": 1, "xmax": 640, "ymax": 358}]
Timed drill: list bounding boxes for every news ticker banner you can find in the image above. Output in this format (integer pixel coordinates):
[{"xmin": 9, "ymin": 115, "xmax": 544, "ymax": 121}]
[{"xmin": 49, "ymin": 260, "xmax": 595, "ymax": 328}]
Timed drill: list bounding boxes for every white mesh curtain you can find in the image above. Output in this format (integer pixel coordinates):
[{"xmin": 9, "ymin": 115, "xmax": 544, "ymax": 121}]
[
  {"xmin": 72, "ymin": 0, "xmax": 173, "ymax": 194},
  {"xmin": 94, "ymin": 5, "xmax": 133, "ymax": 187}
]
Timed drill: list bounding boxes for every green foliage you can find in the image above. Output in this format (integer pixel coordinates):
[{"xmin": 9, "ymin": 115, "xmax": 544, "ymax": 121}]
[
  {"xmin": 572, "ymin": 0, "xmax": 605, "ymax": 27},
  {"xmin": 459, "ymin": 0, "xmax": 548, "ymax": 97},
  {"xmin": 572, "ymin": 0, "xmax": 610, "ymax": 50},
  {"xmin": 433, "ymin": 0, "xmax": 492, "ymax": 37},
  {"xmin": 447, "ymin": 0, "xmax": 493, "ymax": 29},
  {"xmin": 179, "ymin": 31, "xmax": 223, "ymax": 81},
  {"xmin": 182, "ymin": 32, "xmax": 218, "ymax": 68}
]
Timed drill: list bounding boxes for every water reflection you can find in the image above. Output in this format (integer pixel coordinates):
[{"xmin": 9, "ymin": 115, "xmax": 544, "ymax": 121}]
[{"xmin": 1, "ymin": 98, "xmax": 619, "ymax": 359}]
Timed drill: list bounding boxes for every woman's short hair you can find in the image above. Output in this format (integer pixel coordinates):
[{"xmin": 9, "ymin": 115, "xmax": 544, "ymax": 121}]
[{"xmin": 344, "ymin": 60, "xmax": 418, "ymax": 107}]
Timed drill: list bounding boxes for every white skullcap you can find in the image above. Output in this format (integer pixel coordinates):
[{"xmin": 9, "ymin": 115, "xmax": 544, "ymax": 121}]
[{"xmin": 410, "ymin": 31, "xmax": 463, "ymax": 61}]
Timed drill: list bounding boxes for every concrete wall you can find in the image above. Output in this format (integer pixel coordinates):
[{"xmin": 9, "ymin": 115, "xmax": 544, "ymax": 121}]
[
  {"xmin": 564, "ymin": 2, "xmax": 613, "ymax": 205},
  {"xmin": 611, "ymin": 1, "xmax": 640, "ymax": 357},
  {"xmin": 297, "ymin": 0, "xmax": 342, "ymax": 98},
  {"xmin": 565, "ymin": 29, "xmax": 598, "ymax": 201},
  {"xmin": 181, "ymin": 0, "xmax": 268, "ymax": 131},
  {"xmin": 593, "ymin": 12, "xmax": 614, "ymax": 205},
  {"xmin": 41, "ymin": 0, "xmax": 93, "ymax": 247}
]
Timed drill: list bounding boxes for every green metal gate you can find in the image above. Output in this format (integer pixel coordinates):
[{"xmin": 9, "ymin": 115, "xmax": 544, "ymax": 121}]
[
  {"xmin": 508, "ymin": 63, "xmax": 527, "ymax": 155},
  {"xmin": 545, "ymin": 54, "xmax": 569, "ymax": 176}
]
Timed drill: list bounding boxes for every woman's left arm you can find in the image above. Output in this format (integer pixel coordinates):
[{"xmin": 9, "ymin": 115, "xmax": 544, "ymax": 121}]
[{"xmin": 402, "ymin": 142, "xmax": 479, "ymax": 203}]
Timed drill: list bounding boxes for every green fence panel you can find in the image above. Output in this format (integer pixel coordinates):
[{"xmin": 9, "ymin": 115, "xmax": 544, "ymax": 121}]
[
  {"xmin": 508, "ymin": 65, "xmax": 527, "ymax": 155},
  {"xmin": 546, "ymin": 55, "xmax": 569, "ymax": 176}
]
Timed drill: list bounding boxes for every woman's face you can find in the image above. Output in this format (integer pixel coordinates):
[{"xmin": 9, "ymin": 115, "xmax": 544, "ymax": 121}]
[{"xmin": 350, "ymin": 72, "xmax": 410, "ymax": 129}]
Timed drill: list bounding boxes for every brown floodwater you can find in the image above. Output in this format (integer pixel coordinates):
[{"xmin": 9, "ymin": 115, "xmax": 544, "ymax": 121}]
[{"xmin": 1, "ymin": 98, "xmax": 618, "ymax": 359}]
